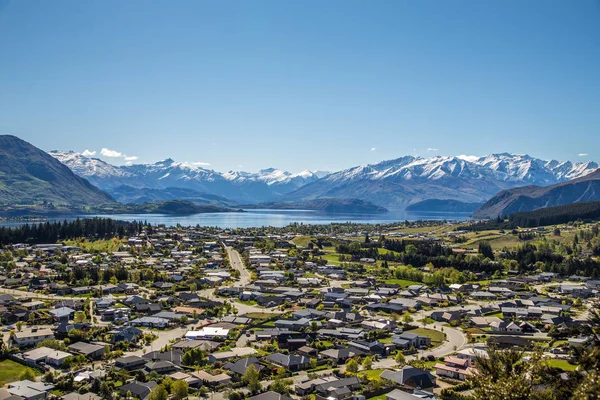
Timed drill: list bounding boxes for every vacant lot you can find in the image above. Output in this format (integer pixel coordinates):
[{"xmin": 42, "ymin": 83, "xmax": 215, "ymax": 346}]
[
  {"xmin": 0, "ymin": 360, "xmax": 41, "ymax": 384},
  {"xmin": 408, "ymin": 327, "xmax": 446, "ymax": 346}
]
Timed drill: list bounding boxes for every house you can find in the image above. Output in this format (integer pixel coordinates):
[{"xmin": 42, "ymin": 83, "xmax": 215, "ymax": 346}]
[
  {"xmin": 434, "ymin": 356, "xmax": 475, "ymax": 381},
  {"xmin": 23, "ymin": 346, "xmax": 72, "ymax": 367},
  {"xmin": 13, "ymin": 329, "xmax": 55, "ymax": 348},
  {"xmin": 118, "ymin": 381, "xmax": 157, "ymax": 399},
  {"xmin": 48, "ymin": 307, "xmax": 76, "ymax": 323},
  {"xmin": 392, "ymin": 332, "xmax": 431, "ymax": 349},
  {"xmin": 144, "ymin": 360, "xmax": 178, "ymax": 374},
  {"xmin": 348, "ymin": 340, "xmax": 394, "ymax": 357},
  {"xmin": 6, "ymin": 380, "xmax": 55, "ymax": 400},
  {"xmin": 185, "ymin": 326, "xmax": 230, "ymax": 340},
  {"xmin": 224, "ymin": 357, "xmax": 264, "ymax": 376},
  {"xmin": 314, "ymin": 376, "xmax": 361, "ymax": 398},
  {"xmin": 142, "ymin": 349, "xmax": 183, "ymax": 366},
  {"xmin": 207, "ymin": 347, "xmax": 258, "ymax": 364},
  {"xmin": 109, "ymin": 326, "xmax": 143, "ymax": 343},
  {"xmin": 130, "ymin": 316, "xmax": 169, "ymax": 328},
  {"xmin": 67, "ymin": 342, "xmax": 105, "ymax": 359},
  {"xmin": 265, "ymin": 353, "xmax": 310, "ymax": 371},
  {"xmin": 320, "ymin": 348, "xmax": 356, "ymax": 364},
  {"xmin": 381, "ymin": 366, "xmax": 437, "ymax": 389},
  {"xmin": 61, "ymin": 393, "xmax": 103, "ymax": 400},
  {"xmin": 248, "ymin": 392, "xmax": 293, "ymax": 400},
  {"xmin": 115, "ymin": 355, "xmax": 148, "ymax": 370},
  {"xmin": 191, "ymin": 371, "xmax": 232, "ymax": 387},
  {"xmin": 387, "ymin": 389, "xmax": 438, "ymax": 400}
]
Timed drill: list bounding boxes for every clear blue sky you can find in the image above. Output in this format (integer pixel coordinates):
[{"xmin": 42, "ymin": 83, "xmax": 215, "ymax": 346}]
[{"xmin": 0, "ymin": 0, "xmax": 599, "ymax": 173}]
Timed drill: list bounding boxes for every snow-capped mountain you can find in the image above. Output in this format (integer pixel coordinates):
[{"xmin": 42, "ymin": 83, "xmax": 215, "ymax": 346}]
[
  {"xmin": 49, "ymin": 151, "xmax": 323, "ymax": 203},
  {"xmin": 50, "ymin": 150, "xmax": 598, "ymax": 209},
  {"xmin": 281, "ymin": 154, "xmax": 598, "ymax": 209}
]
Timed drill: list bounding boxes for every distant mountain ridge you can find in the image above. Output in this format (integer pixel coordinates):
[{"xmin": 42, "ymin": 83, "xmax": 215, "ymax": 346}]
[
  {"xmin": 280, "ymin": 154, "xmax": 598, "ymax": 209},
  {"xmin": 50, "ymin": 149, "xmax": 598, "ymax": 210},
  {"xmin": 50, "ymin": 151, "xmax": 325, "ymax": 204},
  {"xmin": 473, "ymin": 169, "xmax": 600, "ymax": 218},
  {"xmin": 0, "ymin": 135, "xmax": 114, "ymax": 207}
]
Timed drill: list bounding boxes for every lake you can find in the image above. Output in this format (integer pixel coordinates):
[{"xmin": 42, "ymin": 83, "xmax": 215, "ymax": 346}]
[{"xmin": 0, "ymin": 209, "xmax": 471, "ymax": 229}]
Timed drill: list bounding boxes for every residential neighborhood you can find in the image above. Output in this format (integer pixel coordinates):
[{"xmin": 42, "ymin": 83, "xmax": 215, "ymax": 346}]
[{"xmin": 0, "ymin": 219, "xmax": 598, "ymax": 400}]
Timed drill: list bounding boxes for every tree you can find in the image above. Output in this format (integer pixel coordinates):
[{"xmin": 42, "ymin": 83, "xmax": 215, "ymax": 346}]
[
  {"xmin": 16, "ymin": 321, "xmax": 23, "ymax": 332},
  {"xmin": 310, "ymin": 321, "xmax": 318, "ymax": 332},
  {"xmin": 345, "ymin": 358, "xmax": 359, "ymax": 374},
  {"xmin": 171, "ymin": 380, "xmax": 188, "ymax": 400},
  {"xmin": 395, "ymin": 351, "xmax": 406, "ymax": 365},
  {"xmin": 362, "ymin": 356, "xmax": 373, "ymax": 371},
  {"xmin": 147, "ymin": 385, "xmax": 168, "ymax": 400},
  {"xmin": 242, "ymin": 364, "xmax": 261, "ymax": 394},
  {"xmin": 74, "ymin": 311, "xmax": 86, "ymax": 323},
  {"xmin": 270, "ymin": 378, "xmax": 293, "ymax": 395},
  {"xmin": 478, "ymin": 241, "xmax": 494, "ymax": 260},
  {"xmin": 402, "ymin": 314, "xmax": 413, "ymax": 324},
  {"xmin": 19, "ymin": 368, "xmax": 36, "ymax": 381},
  {"xmin": 468, "ymin": 347, "xmax": 556, "ymax": 400}
]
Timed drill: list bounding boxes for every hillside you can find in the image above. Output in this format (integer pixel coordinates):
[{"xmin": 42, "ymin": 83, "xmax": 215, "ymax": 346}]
[
  {"xmin": 474, "ymin": 169, "xmax": 600, "ymax": 218},
  {"xmin": 0, "ymin": 135, "xmax": 114, "ymax": 207},
  {"xmin": 509, "ymin": 201, "xmax": 600, "ymax": 227},
  {"xmin": 405, "ymin": 199, "xmax": 483, "ymax": 213},
  {"xmin": 109, "ymin": 185, "xmax": 237, "ymax": 207},
  {"xmin": 250, "ymin": 198, "xmax": 388, "ymax": 214},
  {"xmin": 92, "ymin": 200, "xmax": 236, "ymax": 215}
]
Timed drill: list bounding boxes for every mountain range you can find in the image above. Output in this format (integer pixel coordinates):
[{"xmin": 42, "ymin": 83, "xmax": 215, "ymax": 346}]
[
  {"xmin": 50, "ymin": 151, "xmax": 327, "ymax": 204},
  {"xmin": 50, "ymin": 150, "xmax": 599, "ymax": 211}
]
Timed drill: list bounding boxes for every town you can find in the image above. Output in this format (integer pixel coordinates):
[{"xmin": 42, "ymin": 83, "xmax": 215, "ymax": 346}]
[{"xmin": 0, "ymin": 218, "xmax": 598, "ymax": 400}]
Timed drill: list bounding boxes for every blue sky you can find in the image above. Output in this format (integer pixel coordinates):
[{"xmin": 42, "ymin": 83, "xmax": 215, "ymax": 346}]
[{"xmin": 0, "ymin": 0, "xmax": 599, "ymax": 173}]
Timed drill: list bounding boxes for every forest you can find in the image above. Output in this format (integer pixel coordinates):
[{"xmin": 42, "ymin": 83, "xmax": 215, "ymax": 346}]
[{"xmin": 0, "ymin": 218, "xmax": 144, "ymax": 245}]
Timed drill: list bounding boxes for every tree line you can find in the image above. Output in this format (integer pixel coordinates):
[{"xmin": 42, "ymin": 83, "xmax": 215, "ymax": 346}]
[{"xmin": 0, "ymin": 218, "xmax": 144, "ymax": 245}]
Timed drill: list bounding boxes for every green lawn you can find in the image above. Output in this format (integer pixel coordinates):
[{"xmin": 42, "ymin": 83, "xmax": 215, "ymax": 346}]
[
  {"xmin": 292, "ymin": 236, "xmax": 314, "ymax": 247},
  {"xmin": 361, "ymin": 369, "xmax": 384, "ymax": 379},
  {"xmin": 383, "ymin": 279, "xmax": 422, "ymax": 287},
  {"xmin": 321, "ymin": 253, "xmax": 342, "ymax": 265},
  {"xmin": 367, "ymin": 394, "xmax": 388, "ymax": 400},
  {"xmin": 0, "ymin": 360, "xmax": 41, "ymax": 384},
  {"xmin": 408, "ymin": 328, "xmax": 446, "ymax": 346},
  {"xmin": 546, "ymin": 359, "xmax": 578, "ymax": 371}
]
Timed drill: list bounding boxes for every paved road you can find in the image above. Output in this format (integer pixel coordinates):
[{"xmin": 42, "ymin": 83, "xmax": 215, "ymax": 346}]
[{"xmin": 225, "ymin": 245, "xmax": 251, "ymax": 286}]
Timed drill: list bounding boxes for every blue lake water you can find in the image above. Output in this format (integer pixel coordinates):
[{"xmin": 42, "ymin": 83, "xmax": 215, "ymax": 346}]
[{"xmin": 0, "ymin": 209, "xmax": 471, "ymax": 229}]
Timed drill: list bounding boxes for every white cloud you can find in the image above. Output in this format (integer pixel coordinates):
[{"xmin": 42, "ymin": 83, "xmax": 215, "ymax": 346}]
[
  {"xmin": 427, "ymin": 148, "xmax": 438, "ymax": 152},
  {"xmin": 371, "ymin": 147, "xmax": 376, "ymax": 151},
  {"xmin": 81, "ymin": 149, "xmax": 96, "ymax": 157},
  {"xmin": 125, "ymin": 161, "xmax": 133, "ymax": 166},
  {"xmin": 192, "ymin": 161, "xmax": 210, "ymax": 166},
  {"xmin": 124, "ymin": 156, "xmax": 139, "ymax": 161},
  {"xmin": 101, "ymin": 148, "xmax": 123, "ymax": 158},
  {"xmin": 579, "ymin": 153, "xmax": 589, "ymax": 157}
]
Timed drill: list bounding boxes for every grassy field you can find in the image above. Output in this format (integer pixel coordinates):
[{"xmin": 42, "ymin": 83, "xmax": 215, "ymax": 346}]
[
  {"xmin": 546, "ymin": 358, "xmax": 578, "ymax": 371},
  {"xmin": 383, "ymin": 279, "xmax": 422, "ymax": 287},
  {"xmin": 408, "ymin": 328, "xmax": 446, "ymax": 346},
  {"xmin": 292, "ymin": 236, "xmax": 314, "ymax": 247},
  {"xmin": 321, "ymin": 253, "xmax": 342, "ymax": 265},
  {"xmin": 0, "ymin": 360, "xmax": 41, "ymax": 384},
  {"xmin": 64, "ymin": 238, "xmax": 124, "ymax": 253}
]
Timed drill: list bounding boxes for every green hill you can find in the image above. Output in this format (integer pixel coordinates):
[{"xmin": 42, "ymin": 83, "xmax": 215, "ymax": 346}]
[{"xmin": 0, "ymin": 135, "xmax": 115, "ymax": 208}]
